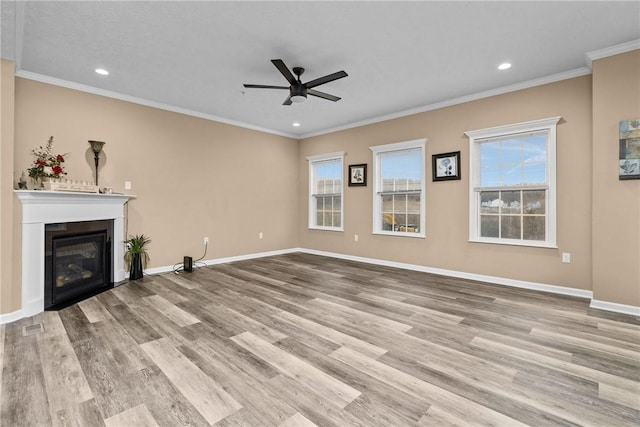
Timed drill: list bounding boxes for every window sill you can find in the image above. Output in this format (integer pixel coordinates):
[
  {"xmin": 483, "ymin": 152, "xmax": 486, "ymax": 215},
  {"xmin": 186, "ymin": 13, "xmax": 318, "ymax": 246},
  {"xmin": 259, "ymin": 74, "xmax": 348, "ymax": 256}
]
[
  {"xmin": 468, "ymin": 238, "xmax": 557, "ymax": 249},
  {"xmin": 373, "ymin": 231, "xmax": 425, "ymax": 239},
  {"xmin": 308, "ymin": 226, "xmax": 344, "ymax": 232}
]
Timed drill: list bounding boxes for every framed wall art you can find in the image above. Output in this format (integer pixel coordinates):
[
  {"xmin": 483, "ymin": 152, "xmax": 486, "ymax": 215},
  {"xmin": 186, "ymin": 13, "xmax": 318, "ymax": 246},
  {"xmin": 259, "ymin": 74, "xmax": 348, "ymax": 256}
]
[
  {"xmin": 432, "ymin": 151, "xmax": 461, "ymax": 181},
  {"xmin": 348, "ymin": 164, "xmax": 367, "ymax": 186},
  {"xmin": 619, "ymin": 119, "xmax": 640, "ymax": 180}
]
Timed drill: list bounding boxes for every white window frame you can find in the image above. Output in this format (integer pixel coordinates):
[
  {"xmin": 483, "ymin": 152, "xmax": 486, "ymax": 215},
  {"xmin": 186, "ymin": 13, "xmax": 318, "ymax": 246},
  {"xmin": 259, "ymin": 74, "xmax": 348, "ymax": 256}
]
[
  {"xmin": 465, "ymin": 117, "xmax": 560, "ymax": 248},
  {"xmin": 370, "ymin": 139, "xmax": 426, "ymax": 238},
  {"xmin": 307, "ymin": 151, "xmax": 345, "ymax": 232}
]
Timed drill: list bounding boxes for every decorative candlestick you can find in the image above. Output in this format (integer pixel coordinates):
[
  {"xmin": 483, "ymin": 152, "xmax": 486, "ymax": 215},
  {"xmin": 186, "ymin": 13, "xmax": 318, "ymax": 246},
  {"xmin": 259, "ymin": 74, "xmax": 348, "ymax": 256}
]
[{"xmin": 88, "ymin": 140, "xmax": 105, "ymax": 186}]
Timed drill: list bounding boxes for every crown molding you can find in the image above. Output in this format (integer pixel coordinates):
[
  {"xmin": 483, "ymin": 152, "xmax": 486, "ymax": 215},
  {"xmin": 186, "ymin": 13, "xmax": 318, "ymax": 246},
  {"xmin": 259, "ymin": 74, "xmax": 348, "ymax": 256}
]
[
  {"xmin": 299, "ymin": 67, "xmax": 591, "ymax": 139},
  {"xmin": 16, "ymin": 37, "xmax": 638, "ymax": 142},
  {"xmin": 15, "ymin": 64, "xmax": 591, "ymax": 142},
  {"xmin": 7, "ymin": 2, "xmax": 638, "ymax": 142},
  {"xmin": 586, "ymin": 39, "xmax": 640, "ymax": 70},
  {"xmin": 14, "ymin": 70, "xmax": 299, "ymax": 140}
]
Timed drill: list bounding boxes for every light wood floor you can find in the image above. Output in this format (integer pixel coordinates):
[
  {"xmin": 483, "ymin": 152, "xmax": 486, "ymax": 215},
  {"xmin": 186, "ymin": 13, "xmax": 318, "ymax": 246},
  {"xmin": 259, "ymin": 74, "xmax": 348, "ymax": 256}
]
[{"xmin": 1, "ymin": 253, "xmax": 639, "ymax": 426}]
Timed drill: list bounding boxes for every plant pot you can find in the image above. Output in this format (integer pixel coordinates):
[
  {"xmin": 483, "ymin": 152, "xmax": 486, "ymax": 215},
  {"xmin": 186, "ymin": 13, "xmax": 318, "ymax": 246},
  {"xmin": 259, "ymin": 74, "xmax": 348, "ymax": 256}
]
[{"xmin": 129, "ymin": 253, "xmax": 144, "ymax": 280}]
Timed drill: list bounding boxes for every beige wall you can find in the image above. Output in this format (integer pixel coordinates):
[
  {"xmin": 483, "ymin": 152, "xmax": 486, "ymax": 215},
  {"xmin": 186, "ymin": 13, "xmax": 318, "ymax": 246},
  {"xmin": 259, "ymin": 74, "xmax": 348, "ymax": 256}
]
[
  {"xmin": 299, "ymin": 76, "xmax": 594, "ymax": 291},
  {"xmin": 1, "ymin": 60, "xmax": 16, "ymax": 313},
  {"xmin": 4, "ymin": 77, "xmax": 299, "ymax": 314},
  {"xmin": 592, "ymin": 50, "xmax": 640, "ymax": 306},
  {"xmin": 2, "ymin": 51, "xmax": 639, "ymax": 316}
]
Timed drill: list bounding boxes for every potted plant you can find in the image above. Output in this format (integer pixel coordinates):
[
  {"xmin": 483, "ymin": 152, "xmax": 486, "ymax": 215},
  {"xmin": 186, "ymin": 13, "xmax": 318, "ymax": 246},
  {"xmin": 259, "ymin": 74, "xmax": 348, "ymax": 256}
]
[{"xmin": 124, "ymin": 234, "xmax": 151, "ymax": 280}]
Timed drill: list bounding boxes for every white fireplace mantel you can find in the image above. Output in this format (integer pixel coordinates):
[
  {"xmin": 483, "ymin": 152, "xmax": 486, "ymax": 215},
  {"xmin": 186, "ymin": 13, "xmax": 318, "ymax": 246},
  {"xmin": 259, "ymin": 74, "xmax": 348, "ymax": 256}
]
[{"xmin": 15, "ymin": 190, "xmax": 134, "ymax": 318}]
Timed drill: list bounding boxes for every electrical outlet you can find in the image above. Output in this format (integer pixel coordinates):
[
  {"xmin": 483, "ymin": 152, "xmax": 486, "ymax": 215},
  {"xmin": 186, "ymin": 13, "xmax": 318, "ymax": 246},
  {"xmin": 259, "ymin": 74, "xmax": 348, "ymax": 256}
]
[
  {"xmin": 124, "ymin": 181, "xmax": 132, "ymax": 190},
  {"xmin": 562, "ymin": 253, "xmax": 571, "ymax": 263},
  {"xmin": 204, "ymin": 237, "xmax": 209, "ymax": 245},
  {"xmin": 354, "ymin": 234, "xmax": 359, "ymax": 242},
  {"xmin": 259, "ymin": 232, "xmax": 263, "ymax": 239}
]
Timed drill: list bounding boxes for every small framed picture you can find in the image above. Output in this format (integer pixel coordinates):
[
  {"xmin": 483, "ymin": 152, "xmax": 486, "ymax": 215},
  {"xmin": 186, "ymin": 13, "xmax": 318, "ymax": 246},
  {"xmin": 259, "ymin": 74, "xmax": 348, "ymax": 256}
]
[
  {"xmin": 348, "ymin": 164, "xmax": 367, "ymax": 187},
  {"xmin": 432, "ymin": 151, "xmax": 461, "ymax": 181},
  {"xmin": 619, "ymin": 119, "xmax": 640, "ymax": 180}
]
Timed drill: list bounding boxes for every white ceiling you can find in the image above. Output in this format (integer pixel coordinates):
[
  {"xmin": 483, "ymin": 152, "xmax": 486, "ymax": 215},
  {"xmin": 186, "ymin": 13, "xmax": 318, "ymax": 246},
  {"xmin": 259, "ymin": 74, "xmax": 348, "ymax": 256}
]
[{"xmin": 1, "ymin": 1, "xmax": 639, "ymax": 138}]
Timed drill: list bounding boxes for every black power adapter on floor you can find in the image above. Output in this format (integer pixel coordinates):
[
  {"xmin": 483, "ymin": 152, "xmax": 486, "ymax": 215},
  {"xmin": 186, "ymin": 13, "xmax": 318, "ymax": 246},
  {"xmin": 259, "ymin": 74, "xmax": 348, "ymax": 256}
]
[{"xmin": 183, "ymin": 256, "xmax": 193, "ymax": 272}]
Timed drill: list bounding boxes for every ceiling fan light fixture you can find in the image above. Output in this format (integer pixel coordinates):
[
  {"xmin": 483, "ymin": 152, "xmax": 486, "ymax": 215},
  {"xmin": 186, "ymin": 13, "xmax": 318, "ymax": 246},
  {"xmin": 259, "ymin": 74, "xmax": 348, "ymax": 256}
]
[{"xmin": 243, "ymin": 59, "xmax": 347, "ymax": 106}]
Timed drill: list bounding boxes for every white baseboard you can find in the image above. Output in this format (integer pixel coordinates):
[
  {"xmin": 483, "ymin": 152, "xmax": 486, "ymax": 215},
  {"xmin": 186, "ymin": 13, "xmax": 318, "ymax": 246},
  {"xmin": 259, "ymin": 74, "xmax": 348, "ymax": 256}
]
[
  {"xmin": 3, "ymin": 247, "xmax": 638, "ymax": 324},
  {"xmin": 143, "ymin": 247, "xmax": 300, "ymax": 276},
  {"xmin": 299, "ymin": 249, "xmax": 640, "ymax": 317},
  {"xmin": 299, "ymin": 248, "xmax": 594, "ymax": 300},
  {"xmin": 0, "ymin": 309, "xmax": 25, "ymax": 325},
  {"xmin": 590, "ymin": 299, "xmax": 640, "ymax": 317}
]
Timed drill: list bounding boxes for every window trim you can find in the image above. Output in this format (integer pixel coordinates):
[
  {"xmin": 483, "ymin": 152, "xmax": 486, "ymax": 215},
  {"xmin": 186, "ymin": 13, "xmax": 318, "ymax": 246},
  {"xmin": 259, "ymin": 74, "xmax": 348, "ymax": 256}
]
[
  {"xmin": 370, "ymin": 139, "xmax": 427, "ymax": 238},
  {"xmin": 306, "ymin": 151, "xmax": 345, "ymax": 232},
  {"xmin": 465, "ymin": 117, "xmax": 560, "ymax": 248}
]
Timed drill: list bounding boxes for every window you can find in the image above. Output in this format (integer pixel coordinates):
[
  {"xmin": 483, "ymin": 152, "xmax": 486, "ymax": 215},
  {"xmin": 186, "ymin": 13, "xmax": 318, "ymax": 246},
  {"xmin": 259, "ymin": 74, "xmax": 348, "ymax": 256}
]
[
  {"xmin": 370, "ymin": 139, "xmax": 426, "ymax": 237},
  {"xmin": 466, "ymin": 117, "xmax": 560, "ymax": 247},
  {"xmin": 307, "ymin": 152, "xmax": 344, "ymax": 231}
]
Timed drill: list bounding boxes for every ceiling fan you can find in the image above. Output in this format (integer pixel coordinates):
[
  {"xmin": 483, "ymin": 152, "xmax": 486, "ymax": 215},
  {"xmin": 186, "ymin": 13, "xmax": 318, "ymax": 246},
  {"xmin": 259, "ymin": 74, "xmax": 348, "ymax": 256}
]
[{"xmin": 243, "ymin": 59, "xmax": 348, "ymax": 105}]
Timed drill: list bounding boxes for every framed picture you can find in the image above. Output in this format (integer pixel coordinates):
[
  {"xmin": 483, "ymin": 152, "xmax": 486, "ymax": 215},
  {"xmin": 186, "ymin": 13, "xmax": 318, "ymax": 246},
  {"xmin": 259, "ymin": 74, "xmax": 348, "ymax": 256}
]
[
  {"xmin": 432, "ymin": 151, "xmax": 461, "ymax": 181},
  {"xmin": 619, "ymin": 119, "xmax": 640, "ymax": 180},
  {"xmin": 348, "ymin": 164, "xmax": 367, "ymax": 186}
]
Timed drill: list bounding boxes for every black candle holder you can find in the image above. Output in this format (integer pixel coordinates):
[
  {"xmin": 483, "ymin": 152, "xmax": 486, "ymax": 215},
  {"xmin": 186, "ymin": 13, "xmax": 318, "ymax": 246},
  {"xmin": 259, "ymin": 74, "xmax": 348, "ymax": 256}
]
[{"xmin": 88, "ymin": 140, "xmax": 105, "ymax": 186}]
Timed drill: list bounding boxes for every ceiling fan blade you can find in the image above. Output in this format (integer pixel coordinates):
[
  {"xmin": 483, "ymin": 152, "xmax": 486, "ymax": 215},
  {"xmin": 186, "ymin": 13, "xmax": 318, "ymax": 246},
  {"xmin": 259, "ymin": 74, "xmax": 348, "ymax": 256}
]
[
  {"xmin": 282, "ymin": 96, "xmax": 293, "ymax": 106},
  {"xmin": 305, "ymin": 70, "xmax": 348, "ymax": 89},
  {"xmin": 271, "ymin": 59, "xmax": 297, "ymax": 85},
  {"xmin": 308, "ymin": 89, "xmax": 341, "ymax": 102},
  {"xmin": 243, "ymin": 84, "xmax": 289, "ymax": 89}
]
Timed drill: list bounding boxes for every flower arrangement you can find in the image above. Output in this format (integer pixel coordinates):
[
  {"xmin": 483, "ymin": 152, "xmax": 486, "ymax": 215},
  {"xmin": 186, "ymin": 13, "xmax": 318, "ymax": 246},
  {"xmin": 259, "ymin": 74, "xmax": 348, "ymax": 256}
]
[{"xmin": 27, "ymin": 136, "xmax": 68, "ymax": 180}]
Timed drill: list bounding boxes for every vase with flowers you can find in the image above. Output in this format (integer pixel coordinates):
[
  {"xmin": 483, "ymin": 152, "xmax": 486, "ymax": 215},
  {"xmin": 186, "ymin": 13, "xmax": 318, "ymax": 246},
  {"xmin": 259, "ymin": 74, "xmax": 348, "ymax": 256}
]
[{"xmin": 27, "ymin": 136, "xmax": 68, "ymax": 188}]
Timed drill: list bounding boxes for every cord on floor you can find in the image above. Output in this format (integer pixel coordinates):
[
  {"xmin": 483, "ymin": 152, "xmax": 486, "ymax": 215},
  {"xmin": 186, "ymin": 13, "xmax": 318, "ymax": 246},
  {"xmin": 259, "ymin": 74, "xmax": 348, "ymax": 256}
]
[{"xmin": 173, "ymin": 241, "xmax": 208, "ymax": 274}]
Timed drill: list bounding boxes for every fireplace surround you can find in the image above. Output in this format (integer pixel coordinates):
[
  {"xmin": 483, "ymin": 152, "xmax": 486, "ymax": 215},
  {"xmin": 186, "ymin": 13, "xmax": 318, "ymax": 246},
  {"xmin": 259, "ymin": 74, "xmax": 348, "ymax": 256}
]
[{"xmin": 15, "ymin": 190, "xmax": 133, "ymax": 318}]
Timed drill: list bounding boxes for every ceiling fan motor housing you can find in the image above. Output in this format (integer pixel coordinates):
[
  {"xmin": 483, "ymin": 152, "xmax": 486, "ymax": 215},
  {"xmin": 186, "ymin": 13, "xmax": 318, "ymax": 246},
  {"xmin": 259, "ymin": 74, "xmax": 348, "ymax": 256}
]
[
  {"xmin": 290, "ymin": 84, "xmax": 307, "ymax": 98},
  {"xmin": 290, "ymin": 67, "xmax": 307, "ymax": 101}
]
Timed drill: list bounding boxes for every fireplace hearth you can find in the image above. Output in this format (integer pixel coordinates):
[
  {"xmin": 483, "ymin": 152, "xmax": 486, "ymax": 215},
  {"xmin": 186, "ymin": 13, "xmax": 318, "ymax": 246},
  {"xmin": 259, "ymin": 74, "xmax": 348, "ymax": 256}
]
[{"xmin": 45, "ymin": 221, "xmax": 113, "ymax": 310}]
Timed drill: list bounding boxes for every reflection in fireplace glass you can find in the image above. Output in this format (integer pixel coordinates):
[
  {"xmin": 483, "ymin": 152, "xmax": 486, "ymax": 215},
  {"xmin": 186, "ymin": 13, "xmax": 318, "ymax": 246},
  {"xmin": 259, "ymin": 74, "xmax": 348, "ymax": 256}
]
[
  {"xmin": 55, "ymin": 239, "xmax": 100, "ymax": 288},
  {"xmin": 45, "ymin": 220, "xmax": 113, "ymax": 310}
]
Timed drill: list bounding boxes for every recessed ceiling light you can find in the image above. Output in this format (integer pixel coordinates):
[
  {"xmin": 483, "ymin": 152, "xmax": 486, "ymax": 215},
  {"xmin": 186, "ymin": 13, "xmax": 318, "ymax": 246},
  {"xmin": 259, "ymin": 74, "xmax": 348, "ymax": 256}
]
[
  {"xmin": 95, "ymin": 68, "xmax": 109, "ymax": 75},
  {"xmin": 498, "ymin": 62, "xmax": 512, "ymax": 70},
  {"xmin": 292, "ymin": 122, "xmax": 301, "ymax": 127}
]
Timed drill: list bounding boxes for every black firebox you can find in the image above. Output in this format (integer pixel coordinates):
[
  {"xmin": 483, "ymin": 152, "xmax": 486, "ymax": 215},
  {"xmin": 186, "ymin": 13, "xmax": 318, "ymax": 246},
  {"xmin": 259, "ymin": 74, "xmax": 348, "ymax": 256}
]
[{"xmin": 44, "ymin": 220, "xmax": 113, "ymax": 310}]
